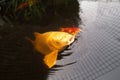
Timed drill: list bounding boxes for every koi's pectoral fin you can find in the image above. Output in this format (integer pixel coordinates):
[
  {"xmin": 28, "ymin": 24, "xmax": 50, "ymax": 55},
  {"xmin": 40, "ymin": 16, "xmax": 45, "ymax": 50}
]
[{"xmin": 43, "ymin": 51, "xmax": 58, "ymax": 68}]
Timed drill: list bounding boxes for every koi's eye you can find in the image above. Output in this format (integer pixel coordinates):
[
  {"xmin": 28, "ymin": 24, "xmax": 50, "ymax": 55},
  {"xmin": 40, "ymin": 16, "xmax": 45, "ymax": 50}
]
[{"xmin": 55, "ymin": 41, "xmax": 60, "ymax": 44}]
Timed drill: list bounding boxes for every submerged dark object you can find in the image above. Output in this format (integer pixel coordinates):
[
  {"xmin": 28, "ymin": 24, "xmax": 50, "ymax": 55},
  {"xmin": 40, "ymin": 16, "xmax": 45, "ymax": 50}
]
[{"xmin": 0, "ymin": 0, "xmax": 80, "ymax": 26}]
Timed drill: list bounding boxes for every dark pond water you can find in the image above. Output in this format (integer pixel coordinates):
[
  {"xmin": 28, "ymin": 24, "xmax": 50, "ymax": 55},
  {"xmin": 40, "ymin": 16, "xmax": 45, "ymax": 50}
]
[{"xmin": 0, "ymin": 0, "xmax": 120, "ymax": 80}]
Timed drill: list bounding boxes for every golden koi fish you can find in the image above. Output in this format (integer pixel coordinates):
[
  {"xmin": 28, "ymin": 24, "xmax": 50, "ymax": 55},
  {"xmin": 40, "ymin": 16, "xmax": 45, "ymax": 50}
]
[{"xmin": 27, "ymin": 28, "xmax": 80, "ymax": 68}]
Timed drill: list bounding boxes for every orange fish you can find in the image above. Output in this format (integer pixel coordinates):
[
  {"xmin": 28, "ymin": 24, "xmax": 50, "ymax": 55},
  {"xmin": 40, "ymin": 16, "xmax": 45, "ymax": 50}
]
[
  {"xmin": 16, "ymin": 0, "xmax": 37, "ymax": 10},
  {"xmin": 60, "ymin": 27, "xmax": 80, "ymax": 35},
  {"xmin": 27, "ymin": 30, "xmax": 80, "ymax": 68}
]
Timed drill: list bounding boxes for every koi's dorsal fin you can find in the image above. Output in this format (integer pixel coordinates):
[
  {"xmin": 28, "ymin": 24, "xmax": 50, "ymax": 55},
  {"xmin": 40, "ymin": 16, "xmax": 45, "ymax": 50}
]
[
  {"xmin": 33, "ymin": 32, "xmax": 46, "ymax": 44},
  {"xmin": 34, "ymin": 32, "xmax": 43, "ymax": 38},
  {"xmin": 25, "ymin": 32, "xmax": 43, "ymax": 45},
  {"xmin": 43, "ymin": 50, "xmax": 58, "ymax": 68}
]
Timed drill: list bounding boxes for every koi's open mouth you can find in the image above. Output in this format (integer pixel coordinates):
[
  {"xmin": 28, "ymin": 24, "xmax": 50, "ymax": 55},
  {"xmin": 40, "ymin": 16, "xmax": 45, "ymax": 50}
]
[
  {"xmin": 69, "ymin": 37, "xmax": 73, "ymax": 41},
  {"xmin": 68, "ymin": 37, "xmax": 75, "ymax": 44}
]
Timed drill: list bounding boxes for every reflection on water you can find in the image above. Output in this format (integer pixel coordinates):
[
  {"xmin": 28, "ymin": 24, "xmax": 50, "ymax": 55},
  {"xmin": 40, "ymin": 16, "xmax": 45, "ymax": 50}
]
[
  {"xmin": 0, "ymin": 0, "xmax": 80, "ymax": 27},
  {"xmin": 80, "ymin": 1, "xmax": 120, "ymax": 27},
  {"xmin": 48, "ymin": 1, "xmax": 120, "ymax": 80},
  {"xmin": 79, "ymin": 0, "xmax": 120, "ymax": 2}
]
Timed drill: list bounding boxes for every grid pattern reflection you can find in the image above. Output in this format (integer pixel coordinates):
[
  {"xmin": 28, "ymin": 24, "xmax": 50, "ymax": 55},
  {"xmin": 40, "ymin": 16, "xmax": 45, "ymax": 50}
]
[{"xmin": 48, "ymin": 1, "xmax": 120, "ymax": 80}]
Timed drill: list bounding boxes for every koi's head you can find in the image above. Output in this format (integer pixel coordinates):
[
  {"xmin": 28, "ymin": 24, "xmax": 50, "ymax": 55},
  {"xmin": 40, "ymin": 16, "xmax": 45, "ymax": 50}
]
[{"xmin": 46, "ymin": 32, "xmax": 75, "ymax": 51}]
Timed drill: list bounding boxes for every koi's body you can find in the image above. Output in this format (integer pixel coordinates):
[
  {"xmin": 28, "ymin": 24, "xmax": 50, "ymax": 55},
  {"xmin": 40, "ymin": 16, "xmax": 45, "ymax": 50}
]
[{"xmin": 27, "ymin": 28, "xmax": 80, "ymax": 68}]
